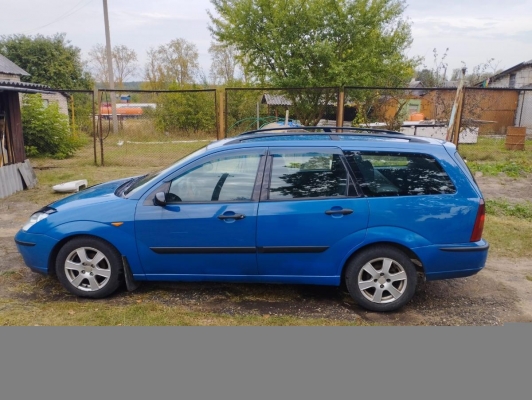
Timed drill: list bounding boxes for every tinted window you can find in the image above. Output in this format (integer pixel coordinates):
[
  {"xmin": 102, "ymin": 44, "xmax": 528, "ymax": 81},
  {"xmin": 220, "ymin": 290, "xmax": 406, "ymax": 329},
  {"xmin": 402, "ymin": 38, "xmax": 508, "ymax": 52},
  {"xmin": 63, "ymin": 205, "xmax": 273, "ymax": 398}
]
[
  {"xmin": 344, "ymin": 151, "xmax": 456, "ymax": 197},
  {"xmin": 268, "ymin": 151, "xmax": 348, "ymax": 200},
  {"xmin": 168, "ymin": 152, "xmax": 262, "ymax": 202}
]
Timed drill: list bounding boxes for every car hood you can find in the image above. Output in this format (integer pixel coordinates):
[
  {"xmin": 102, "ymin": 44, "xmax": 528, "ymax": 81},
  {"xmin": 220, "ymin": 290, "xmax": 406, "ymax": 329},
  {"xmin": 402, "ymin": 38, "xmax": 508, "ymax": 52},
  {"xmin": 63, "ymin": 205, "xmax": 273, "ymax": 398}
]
[{"xmin": 48, "ymin": 177, "xmax": 134, "ymax": 210}]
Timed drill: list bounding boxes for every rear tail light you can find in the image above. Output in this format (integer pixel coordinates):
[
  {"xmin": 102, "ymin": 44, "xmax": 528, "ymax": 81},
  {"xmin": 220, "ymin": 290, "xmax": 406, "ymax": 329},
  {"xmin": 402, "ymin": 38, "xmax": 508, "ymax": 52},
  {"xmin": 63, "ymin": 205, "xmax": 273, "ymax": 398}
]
[{"xmin": 470, "ymin": 199, "xmax": 485, "ymax": 242}]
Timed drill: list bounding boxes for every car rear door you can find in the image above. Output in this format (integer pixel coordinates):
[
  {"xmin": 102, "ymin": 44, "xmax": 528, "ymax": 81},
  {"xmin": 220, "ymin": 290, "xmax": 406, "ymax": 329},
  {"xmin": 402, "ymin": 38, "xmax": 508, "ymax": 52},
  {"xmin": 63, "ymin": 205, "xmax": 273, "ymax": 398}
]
[{"xmin": 256, "ymin": 147, "xmax": 369, "ymax": 283}]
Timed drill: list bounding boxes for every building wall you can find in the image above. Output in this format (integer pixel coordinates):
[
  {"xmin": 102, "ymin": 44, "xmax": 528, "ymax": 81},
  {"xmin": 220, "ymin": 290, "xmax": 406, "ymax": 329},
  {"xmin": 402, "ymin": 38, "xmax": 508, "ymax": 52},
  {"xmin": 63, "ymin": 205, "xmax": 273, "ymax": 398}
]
[
  {"xmin": 41, "ymin": 92, "xmax": 69, "ymax": 115},
  {"xmin": 515, "ymin": 91, "xmax": 532, "ymax": 134},
  {"xmin": 490, "ymin": 66, "xmax": 532, "ymax": 88},
  {"xmin": 0, "ymin": 73, "xmax": 21, "ymax": 82}
]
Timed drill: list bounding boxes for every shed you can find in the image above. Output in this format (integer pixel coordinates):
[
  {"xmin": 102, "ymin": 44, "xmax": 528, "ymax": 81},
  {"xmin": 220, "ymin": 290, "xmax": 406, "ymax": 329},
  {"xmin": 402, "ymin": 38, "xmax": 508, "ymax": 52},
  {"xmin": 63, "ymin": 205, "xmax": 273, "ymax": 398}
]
[{"xmin": 0, "ymin": 55, "xmax": 52, "ymax": 198}]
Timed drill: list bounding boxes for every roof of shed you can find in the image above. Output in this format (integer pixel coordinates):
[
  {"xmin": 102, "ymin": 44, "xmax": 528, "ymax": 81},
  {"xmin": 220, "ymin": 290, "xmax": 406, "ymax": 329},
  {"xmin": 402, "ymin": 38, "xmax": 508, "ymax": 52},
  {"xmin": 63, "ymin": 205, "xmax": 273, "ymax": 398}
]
[
  {"xmin": 0, "ymin": 54, "xmax": 30, "ymax": 76},
  {"xmin": 489, "ymin": 59, "xmax": 532, "ymax": 82},
  {"xmin": 261, "ymin": 94, "xmax": 292, "ymax": 106},
  {"xmin": 0, "ymin": 80, "xmax": 55, "ymax": 94}
]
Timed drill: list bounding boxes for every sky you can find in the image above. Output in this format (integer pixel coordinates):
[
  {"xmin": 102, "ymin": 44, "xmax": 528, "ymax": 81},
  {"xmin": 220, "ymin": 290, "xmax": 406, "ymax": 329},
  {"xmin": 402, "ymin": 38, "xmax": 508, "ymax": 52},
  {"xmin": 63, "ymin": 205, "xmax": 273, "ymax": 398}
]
[{"xmin": 1, "ymin": 0, "xmax": 532, "ymax": 81}]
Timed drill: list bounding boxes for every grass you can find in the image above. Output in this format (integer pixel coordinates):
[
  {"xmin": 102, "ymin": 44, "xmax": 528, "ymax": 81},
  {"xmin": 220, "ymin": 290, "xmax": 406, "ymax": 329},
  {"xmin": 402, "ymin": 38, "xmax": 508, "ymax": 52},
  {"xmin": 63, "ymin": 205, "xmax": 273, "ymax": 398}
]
[
  {"xmin": 20, "ymin": 139, "xmax": 206, "ymax": 205},
  {"xmin": 486, "ymin": 199, "xmax": 532, "ymax": 221},
  {"xmin": 459, "ymin": 137, "xmax": 532, "ymax": 177},
  {"xmin": 0, "ymin": 269, "xmax": 366, "ymax": 326},
  {"xmin": 483, "ymin": 215, "xmax": 532, "ymax": 258},
  {"xmin": 526, "ymin": 276, "xmax": 532, "ymax": 282},
  {"xmin": 0, "ymin": 299, "xmax": 365, "ymax": 326}
]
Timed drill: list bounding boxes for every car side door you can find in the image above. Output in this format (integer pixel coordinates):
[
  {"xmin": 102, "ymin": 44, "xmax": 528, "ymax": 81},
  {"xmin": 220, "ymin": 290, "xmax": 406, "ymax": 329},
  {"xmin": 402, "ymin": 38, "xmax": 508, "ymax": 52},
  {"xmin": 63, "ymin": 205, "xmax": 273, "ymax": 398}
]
[
  {"xmin": 134, "ymin": 147, "xmax": 267, "ymax": 279},
  {"xmin": 256, "ymin": 147, "xmax": 370, "ymax": 284}
]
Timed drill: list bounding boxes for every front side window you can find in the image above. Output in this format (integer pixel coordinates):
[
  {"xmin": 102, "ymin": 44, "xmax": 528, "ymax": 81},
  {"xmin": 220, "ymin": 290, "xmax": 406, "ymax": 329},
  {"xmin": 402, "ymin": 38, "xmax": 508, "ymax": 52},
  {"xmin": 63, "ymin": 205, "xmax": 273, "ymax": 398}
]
[
  {"xmin": 168, "ymin": 152, "xmax": 262, "ymax": 202},
  {"xmin": 268, "ymin": 151, "xmax": 349, "ymax": 200},
  {"xmin": 344, "ymin": 151, "xmax": 456, "ymax": 197}
]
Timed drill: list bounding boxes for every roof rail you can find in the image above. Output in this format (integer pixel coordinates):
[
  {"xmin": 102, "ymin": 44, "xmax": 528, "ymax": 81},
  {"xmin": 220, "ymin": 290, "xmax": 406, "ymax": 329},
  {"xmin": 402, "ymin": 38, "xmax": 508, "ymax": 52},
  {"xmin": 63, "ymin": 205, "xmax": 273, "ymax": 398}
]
[
  {"xmin": 237, "ymin": 126, "xmax": 405, "ymax": 136},
  {"xmin": 226, "ymin": 126, "xmax": 430, "ymax": 144}
]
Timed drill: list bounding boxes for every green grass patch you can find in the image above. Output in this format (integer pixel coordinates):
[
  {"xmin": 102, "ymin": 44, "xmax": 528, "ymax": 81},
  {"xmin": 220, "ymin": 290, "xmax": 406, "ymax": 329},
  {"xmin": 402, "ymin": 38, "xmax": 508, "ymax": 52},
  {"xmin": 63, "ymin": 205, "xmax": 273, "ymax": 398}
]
[
  {"xmin": 458, "ymin": 138, "xmax": 532, "ymax": 177},
  {"xmin": 486, "ymin": 199, "xmax": 532, "ymax": 220},
  {"xmin": 467, "ymin": 161, "xmax": 532, "ymax": 178},
  {"xmin": 483, "ymin": 215, "xmax": 532, "ymax": 258},
  {"xmin": 0, "ymin": 299, "xmax": 367, "ymax": 326},
  {"xmin": 526, "ymin": 276, "xmax": 532, "ymax": 282}
]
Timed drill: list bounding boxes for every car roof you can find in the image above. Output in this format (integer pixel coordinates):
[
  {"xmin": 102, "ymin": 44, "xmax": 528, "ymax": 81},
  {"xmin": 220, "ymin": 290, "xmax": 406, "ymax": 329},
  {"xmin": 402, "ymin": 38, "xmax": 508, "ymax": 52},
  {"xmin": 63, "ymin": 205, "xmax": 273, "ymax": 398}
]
[{"xmin": 206, "ymin": 126, "xmax": 449, "ymax": 152}]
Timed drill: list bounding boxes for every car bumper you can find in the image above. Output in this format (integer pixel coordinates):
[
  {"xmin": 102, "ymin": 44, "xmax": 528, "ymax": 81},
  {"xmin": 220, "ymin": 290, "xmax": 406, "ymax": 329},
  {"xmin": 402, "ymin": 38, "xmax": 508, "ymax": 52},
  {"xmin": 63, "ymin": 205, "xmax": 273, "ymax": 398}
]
[
  {"xmin": 14, "ymin": 230, "xmax": 59, "ymax": 275},
  {"xmin": 414, "ymin": 240, "xmax": 489, "ymax": 281}
]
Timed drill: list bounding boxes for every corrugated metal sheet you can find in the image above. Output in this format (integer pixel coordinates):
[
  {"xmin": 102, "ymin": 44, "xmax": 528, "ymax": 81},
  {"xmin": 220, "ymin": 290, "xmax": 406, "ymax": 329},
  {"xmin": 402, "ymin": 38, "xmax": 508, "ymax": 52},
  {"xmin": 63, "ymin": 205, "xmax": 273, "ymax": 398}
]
[
  {"xmin": 0, "ymin": 161, "xmax": 37, "ymax": 199},
  {"xmin": 0, "ymin": 54, "xmax": 29, "ymax": 76},
  {"xmin": 0, "ymin": 80, "xmax": 54, "ymax": 93},
  {"xmin": 261, "ymin": 94, "xmax": 292, "ymax": 106}
]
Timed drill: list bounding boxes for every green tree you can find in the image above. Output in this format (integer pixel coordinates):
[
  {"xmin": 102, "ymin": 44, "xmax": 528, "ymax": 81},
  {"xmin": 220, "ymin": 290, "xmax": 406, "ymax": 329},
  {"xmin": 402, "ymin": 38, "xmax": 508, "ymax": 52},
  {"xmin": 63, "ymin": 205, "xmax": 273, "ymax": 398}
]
[
  {"xmin": 209, "ymin": 0, "xmax": 417, "ymax": 88},
  {"xmin": 21, "ymin": 94, "xmax": 83, "ymax": 159},
  {"xmin": 209, "ymin": 0, "xmax": 417, "ymax": 124},
  {"xmin": 209, "ymin": 42, "xmax": 242, "ymax": 85},
  {"xmin": 87, "ymin": 43, "xmax": 138, "ymax": 87},
  {"xmin": 0, "ymin": 33, "xmax": 93, "ymax": 89},
  {"xmin": 415, "ymin": 48, "xmax": 449, "ymax": 87},
  {"xmin": 144, "ymin": 39, "xmax": 200, "ymax": 90},
  {"xmin": 154, "ymin": 84, "xmax": 216, "ymax": 135}
]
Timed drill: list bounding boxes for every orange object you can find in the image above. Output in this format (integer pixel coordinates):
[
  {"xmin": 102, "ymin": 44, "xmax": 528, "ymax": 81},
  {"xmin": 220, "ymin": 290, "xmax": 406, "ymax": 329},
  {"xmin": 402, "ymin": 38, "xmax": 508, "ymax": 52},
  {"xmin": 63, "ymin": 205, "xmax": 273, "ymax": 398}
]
[
  {"xmin": 409, "ymin": 112, "xmax": 424, "ymax": 121},
  {"xmin": 100, "ymin": 106, "xmax": 143, "ymax": 116}
]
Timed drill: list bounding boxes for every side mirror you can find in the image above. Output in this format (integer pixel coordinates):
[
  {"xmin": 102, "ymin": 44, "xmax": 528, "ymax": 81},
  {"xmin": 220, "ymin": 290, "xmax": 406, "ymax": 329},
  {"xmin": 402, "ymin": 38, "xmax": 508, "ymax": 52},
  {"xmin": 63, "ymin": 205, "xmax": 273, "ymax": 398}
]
[{"xmin": 153, "ymin": 192, "xmax": 167, "ymax": 206}]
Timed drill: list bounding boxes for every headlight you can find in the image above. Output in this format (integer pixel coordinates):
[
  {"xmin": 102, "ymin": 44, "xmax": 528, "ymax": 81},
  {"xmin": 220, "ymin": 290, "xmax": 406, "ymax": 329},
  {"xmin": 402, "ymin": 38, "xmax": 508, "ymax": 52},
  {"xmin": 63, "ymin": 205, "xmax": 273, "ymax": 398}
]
[{"xmin": 22, "ymin": 212, "xmax": 49, "ymax": 232}]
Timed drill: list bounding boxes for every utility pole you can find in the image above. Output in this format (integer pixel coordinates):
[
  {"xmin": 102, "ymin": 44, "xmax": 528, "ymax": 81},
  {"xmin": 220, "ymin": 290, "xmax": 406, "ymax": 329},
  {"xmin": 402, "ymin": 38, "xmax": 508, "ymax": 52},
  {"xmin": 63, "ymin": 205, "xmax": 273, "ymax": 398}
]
[{"xmin": 103, "ymin": 0, "xmax": 118, "ymax": 134}]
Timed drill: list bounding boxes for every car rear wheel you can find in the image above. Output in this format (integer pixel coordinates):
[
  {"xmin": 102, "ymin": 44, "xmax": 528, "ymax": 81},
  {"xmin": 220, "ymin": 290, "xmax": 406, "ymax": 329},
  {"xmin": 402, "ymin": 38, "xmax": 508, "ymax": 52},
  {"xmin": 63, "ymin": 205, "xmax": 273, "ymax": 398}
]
[
  {"xmin": 56, "ymin": 237, "xmax": 123, "ymax": 298},
  {"xmin": 345, "ymin": 245, "xmax": 417, "ymax": 312}
]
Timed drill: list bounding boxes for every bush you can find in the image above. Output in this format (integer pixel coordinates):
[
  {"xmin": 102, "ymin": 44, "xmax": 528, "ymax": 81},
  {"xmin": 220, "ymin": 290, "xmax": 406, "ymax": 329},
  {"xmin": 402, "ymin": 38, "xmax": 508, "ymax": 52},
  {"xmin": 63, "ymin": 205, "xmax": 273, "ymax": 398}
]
[
  {"xmin": 154, "ymin": 85, "xmax": 216, "ymax": 135},
  {"xmin": 21, "ymin": 94, "xmax": 83, "ymax": 159}
]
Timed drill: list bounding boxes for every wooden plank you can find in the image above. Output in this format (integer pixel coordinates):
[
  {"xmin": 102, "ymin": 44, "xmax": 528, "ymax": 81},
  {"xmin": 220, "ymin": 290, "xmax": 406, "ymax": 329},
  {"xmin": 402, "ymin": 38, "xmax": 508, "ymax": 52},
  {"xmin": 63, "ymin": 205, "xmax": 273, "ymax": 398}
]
[
  {"xmin": 6, "ymin": 93, "xmax": 26, "ymax": 163},
  {"xmin": 18, "ymin": 160, "xmax": 38, "ymax": 189}
]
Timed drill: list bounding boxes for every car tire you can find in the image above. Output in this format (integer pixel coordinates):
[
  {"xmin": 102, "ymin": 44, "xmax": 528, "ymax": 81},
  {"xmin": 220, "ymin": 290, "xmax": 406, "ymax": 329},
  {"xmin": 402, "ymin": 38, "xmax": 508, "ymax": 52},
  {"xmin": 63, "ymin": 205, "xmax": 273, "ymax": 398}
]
[
  {"xmin": 56, "ymin": 236, "xmax": 123, "ymax": 298},
  {"xmin": 345, "ymin": 245, "xmax": 417, "ymax": 312}
]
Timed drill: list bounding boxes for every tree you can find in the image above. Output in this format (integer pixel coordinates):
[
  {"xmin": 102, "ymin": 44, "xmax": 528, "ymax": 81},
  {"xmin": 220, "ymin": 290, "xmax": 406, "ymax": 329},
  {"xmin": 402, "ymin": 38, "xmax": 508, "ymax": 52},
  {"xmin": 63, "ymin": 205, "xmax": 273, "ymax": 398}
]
[
  {"xmin": 450, "ymin": 59, "xmax": 502, "ymax": 86},
  {"xmin": 21, "ymin": 94, "xmax": 83, "ymax": 159},
  {"xmin": 154, "ymin": 84, "xmax": 216, "ymax": 135},
  {"xmin": 209, "ymin": 42, "xmax": 242, "ymax": 85},
  {"xmin": 0, "ymin": 33, "xmax": 92, "ymax": 89},
  {"xmin": 415, "ymin": 48, "xmax": 449, "ymax": 87},
  {"xmin": 209, "ymin": 0, "xmax": 417, "ymax": 124},
  {"xmin": 209, "ymin": 0, "xmax": 417, "ymax": 88},
  {"xmin": 88, "ymin": 44, "xmax": 138, "ymax": 87},
  {"xmin": 143, "ymin": 39, "xmax": 199, "ymax": 89}
]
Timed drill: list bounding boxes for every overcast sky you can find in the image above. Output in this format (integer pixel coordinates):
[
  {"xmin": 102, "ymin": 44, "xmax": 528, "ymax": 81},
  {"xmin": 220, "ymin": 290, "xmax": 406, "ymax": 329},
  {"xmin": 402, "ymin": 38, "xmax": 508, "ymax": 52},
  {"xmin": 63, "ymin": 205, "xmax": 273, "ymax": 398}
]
[{"xmin": 1, "ymin": 0, "xmax": 531, "ymax": 81}]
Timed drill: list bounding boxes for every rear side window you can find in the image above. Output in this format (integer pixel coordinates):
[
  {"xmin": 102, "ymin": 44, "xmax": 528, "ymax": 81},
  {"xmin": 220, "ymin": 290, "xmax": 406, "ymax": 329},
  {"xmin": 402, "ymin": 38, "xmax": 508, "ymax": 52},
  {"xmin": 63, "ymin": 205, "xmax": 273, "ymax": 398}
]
[
  {"xmin": 344, "ymin": 151, "xmax": 456, "ymax": 197},
  {"xmin": 268, "ymin": 151, "xmax": 350, "ymax": 200}
]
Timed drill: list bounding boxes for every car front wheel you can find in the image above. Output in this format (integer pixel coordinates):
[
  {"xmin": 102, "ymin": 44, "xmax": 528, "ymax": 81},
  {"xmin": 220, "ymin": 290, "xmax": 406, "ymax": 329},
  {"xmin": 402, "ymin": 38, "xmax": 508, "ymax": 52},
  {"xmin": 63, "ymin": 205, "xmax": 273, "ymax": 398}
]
[
  {"xmin": 345, "ymin": 245, "xmax": 417, "ymax": 312},
  {"xmin": 56, "ymin": 236, "xmax": 123, "ymax": 298}
]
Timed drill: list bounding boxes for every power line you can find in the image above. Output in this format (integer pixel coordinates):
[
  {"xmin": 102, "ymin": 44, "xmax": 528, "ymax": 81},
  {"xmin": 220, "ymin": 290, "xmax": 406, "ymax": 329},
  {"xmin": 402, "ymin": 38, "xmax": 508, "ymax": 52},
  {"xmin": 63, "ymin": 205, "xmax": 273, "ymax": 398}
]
[{"xmin": 22, "ymin": 0, "xmax": 96, "ymax": 34}]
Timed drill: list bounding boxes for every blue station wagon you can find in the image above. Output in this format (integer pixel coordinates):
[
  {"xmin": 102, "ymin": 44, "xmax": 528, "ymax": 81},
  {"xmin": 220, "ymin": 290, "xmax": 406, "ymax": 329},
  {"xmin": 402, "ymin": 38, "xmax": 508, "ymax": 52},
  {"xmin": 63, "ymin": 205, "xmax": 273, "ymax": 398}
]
[{"xmin": 15, "ymin": 127, "xmax": 488, "ymax": 312}]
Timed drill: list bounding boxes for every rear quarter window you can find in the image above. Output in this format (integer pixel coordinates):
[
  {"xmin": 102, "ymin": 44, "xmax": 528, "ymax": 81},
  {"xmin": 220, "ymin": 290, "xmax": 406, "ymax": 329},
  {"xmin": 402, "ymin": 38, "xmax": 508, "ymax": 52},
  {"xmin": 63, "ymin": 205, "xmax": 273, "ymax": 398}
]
[{"xmin": 344, "ymin": 151, "xmax": 456, "ymax": 197}]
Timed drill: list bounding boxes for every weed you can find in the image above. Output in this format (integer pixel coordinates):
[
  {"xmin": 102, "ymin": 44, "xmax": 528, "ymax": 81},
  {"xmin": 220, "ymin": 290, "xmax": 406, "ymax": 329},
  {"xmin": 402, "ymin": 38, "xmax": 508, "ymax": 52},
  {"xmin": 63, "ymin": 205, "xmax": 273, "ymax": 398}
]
[{"xmin": 486, "ymin": 199, "xmax": 532, "ymax": 220}]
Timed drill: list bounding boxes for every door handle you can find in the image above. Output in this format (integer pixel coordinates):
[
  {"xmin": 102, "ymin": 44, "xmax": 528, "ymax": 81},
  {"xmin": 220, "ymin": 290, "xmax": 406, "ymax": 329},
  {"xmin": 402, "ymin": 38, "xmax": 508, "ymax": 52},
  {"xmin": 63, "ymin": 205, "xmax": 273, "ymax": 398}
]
[
  {"xmin": 325, "ymin": 208, "xmax": 353, "ymax": 216},
  {"xmin": 218, "ymin": 213, "xmax": 246, "ymax": 220}
]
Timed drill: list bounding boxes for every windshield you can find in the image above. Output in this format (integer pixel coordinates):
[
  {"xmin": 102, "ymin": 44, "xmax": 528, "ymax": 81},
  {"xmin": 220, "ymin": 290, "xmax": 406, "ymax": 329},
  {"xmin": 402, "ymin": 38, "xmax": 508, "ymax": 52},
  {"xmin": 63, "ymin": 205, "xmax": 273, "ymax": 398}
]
[{"xmin": 123, "ymin": 145, "xmax": 208, "ymax": 197}]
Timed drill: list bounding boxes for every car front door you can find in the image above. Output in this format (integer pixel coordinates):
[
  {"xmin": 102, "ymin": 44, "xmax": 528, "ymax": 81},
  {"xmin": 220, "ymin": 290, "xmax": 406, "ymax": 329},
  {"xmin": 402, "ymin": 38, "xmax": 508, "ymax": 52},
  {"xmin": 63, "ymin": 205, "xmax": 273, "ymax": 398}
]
[
  {"xmin": 135, "ymin": 148, "xmax": 266, "ymax": 279},
  {"xmin": 256, "ymin": 147, "xmax": 369, "ymax": 283}
]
